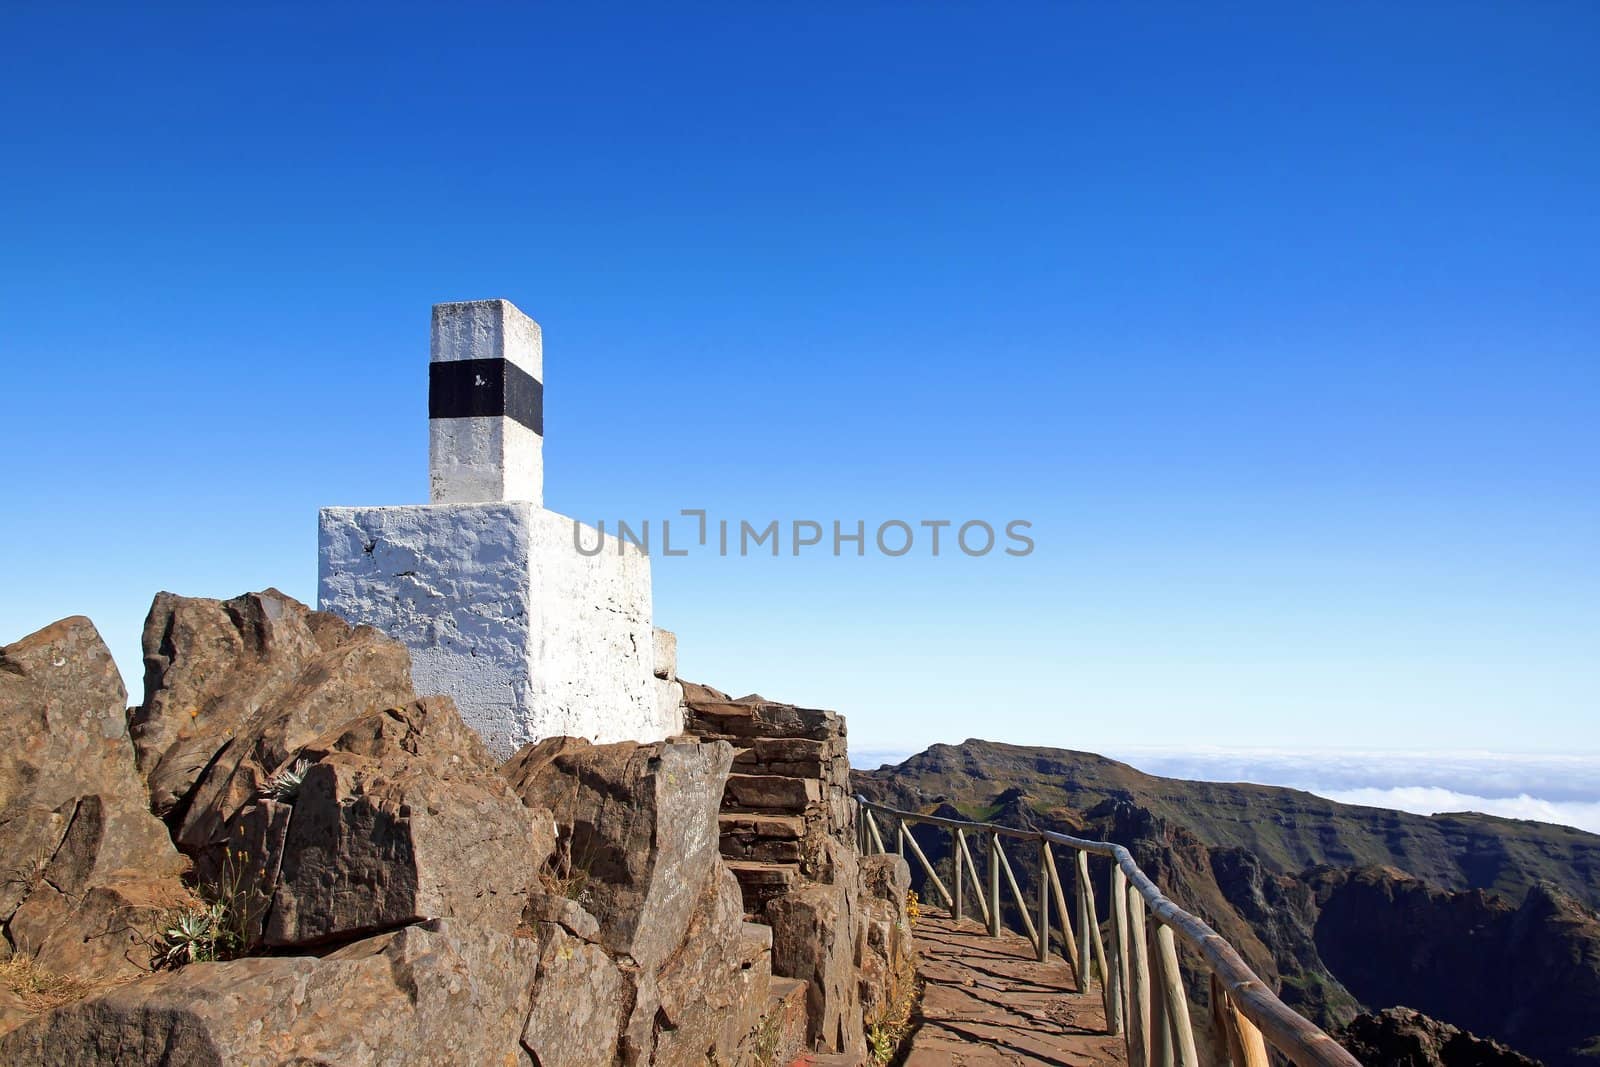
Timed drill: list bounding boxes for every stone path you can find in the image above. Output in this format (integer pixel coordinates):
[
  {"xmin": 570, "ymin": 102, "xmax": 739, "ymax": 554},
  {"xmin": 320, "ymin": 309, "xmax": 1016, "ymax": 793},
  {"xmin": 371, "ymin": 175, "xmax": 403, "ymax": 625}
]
[{"xmin": 900, "ymin": 909, "xmax": 1127, "ymax": 1067}]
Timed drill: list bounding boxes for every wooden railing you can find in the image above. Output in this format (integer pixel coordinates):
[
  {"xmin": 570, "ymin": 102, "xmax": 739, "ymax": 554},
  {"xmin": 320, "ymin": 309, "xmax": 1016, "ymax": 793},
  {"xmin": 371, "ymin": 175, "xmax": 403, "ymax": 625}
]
[{"xmin": 856, "ymin": 796, "xmax": 1360, "ymax": 1067}]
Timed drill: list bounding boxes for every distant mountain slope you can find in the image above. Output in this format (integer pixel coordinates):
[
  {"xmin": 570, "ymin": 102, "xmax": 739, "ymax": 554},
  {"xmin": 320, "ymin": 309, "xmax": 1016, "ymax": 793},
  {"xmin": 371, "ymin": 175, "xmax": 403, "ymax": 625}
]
[
  {"xmin": 855, "ymin": 739, "xmax": 1600, "ymax": 1067},
  {"xmin": 857, "ymin": 739, "xmax": 1600, "ymax": 910}
]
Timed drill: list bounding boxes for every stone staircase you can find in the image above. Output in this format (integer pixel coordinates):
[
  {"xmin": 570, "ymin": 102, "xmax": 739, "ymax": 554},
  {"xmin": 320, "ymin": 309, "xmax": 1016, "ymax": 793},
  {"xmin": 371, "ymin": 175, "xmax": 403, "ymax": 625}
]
[
  {"xmin": 682, "ymin": 687, "xmax": 853, "ymax": 918},
  {"xmin": 681, "ymin": 682, "xmax": 910, "ymax": 1065}
]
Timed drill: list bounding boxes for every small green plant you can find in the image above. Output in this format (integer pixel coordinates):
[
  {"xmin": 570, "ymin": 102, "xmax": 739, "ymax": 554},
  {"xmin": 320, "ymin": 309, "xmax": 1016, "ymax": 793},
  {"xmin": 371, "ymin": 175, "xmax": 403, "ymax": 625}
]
[
  {"xmin": 159, "ymin": 835, "xmax": 265, "ymax": 968},
  {"xmin": 867, "ymin": 1023, "xmax": 896, "ymax": 1064},
  {"xmin": 264, "ymin": 758, "xmax": 310, "ymax": 802},
  {"xmin": 160, "ymin": 901, "xmax": 230, "ymax": 967}
]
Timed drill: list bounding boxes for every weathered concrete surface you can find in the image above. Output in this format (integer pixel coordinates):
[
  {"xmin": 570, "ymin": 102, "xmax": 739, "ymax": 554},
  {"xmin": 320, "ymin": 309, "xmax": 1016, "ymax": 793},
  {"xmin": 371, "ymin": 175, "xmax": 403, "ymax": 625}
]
[
  {"xmin": 903, "ymin": 909, "xmax": 1124, "ymax": 1067},
  {"xmin": 319, "ymin": 502, "xmax": 673, "ymax": 756}
]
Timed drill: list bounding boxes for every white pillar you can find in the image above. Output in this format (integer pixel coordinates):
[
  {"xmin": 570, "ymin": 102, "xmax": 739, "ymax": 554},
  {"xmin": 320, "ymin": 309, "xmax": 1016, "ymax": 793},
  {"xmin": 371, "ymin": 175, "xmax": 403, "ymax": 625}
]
[
  {"xmin": 428, "ymin": 299, "xmax": 543, "ymax": 505},
  {"xmin": 320, "ymin": 298, "xmax": 680, "ymax": 757}
]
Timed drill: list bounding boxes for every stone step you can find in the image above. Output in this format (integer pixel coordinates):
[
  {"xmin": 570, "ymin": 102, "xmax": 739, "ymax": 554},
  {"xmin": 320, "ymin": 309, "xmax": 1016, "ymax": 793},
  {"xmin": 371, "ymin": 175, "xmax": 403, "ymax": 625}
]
[
  {"xmin": 731, "ymin": 736, "xmax": 843, "ymax": 779},
  {"xmin": 719, "ymin": 813, "xmax": 808, "ymax": 864},
  {"xmin": 719, "ymin": 813, "xmax": 806, "ymax": 838},
  {"xmin": 738, "ymin": 920, "xmax": 774, "ymax": 964},
  {"xmin": 726, "ymin": 860, "xmax": 801, "ymax": 917},
  {"xmin": 724, "ymin": 773, "xmax": 821, "ymax": 814},
  {"xmin": 685, "ymin": 700, "xmax": 841, "ymax": 742}
]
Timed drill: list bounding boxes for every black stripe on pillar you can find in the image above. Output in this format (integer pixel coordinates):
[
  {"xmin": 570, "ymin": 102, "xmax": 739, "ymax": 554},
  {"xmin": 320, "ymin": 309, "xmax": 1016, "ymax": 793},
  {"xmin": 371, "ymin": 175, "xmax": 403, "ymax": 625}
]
[{"xmin": 428, "ymin": 358, "xmax": 543, "ymax": 436}]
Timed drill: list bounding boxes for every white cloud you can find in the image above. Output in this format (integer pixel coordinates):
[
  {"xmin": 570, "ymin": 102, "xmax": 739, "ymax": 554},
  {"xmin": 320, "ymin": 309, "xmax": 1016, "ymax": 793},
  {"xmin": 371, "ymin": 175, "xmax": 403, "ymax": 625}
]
[
  {"xmin": 1313, "ymin": 786, "xmax": 1600, "ymax": 834},
  {"xmin": 1106, "ymin": 746, "xmax": 1600, "ymax": 806}
]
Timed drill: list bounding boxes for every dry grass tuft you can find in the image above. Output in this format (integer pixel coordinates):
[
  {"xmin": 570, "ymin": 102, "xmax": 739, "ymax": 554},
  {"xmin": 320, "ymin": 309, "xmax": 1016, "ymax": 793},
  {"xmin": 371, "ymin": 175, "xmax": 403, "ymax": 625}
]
[{"xmin": 0, "ymin": 954, "xmax": 95, "ymax": 1013}]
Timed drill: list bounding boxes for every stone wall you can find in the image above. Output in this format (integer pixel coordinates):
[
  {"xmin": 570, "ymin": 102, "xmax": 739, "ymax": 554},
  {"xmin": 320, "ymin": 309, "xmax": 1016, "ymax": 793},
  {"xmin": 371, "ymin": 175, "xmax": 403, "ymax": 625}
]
[{"xmin": 682, "ymin": 682, "xmax": 913, "ymax": 1062}]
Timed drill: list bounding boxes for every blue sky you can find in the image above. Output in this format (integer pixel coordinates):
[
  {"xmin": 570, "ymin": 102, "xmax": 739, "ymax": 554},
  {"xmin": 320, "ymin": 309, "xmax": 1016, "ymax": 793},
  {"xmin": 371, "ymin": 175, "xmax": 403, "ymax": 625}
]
[{"xmin": 3, "ymin": 3, "xmax": 1596, "ymax": 760}]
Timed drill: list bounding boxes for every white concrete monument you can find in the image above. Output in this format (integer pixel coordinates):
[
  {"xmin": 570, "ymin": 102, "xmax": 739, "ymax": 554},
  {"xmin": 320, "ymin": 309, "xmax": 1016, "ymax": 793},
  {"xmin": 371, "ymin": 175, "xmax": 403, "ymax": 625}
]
[{"xmin": 318, "ymin": 299, "xmax": 683, "ymax": 757}]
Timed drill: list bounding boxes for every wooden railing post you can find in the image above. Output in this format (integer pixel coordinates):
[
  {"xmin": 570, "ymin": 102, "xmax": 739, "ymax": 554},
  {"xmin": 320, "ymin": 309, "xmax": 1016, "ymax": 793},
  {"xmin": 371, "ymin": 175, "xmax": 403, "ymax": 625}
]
[
  {"xmin": 1112, "ymin": 864, "xmax": 1131, "ymax": 1047},
  {"xmin": 1211, "ymin": 974, "xmax": 1269, "ymax": 1067},
  {"xmin": 865, "ymin": 810, "xmax": 888, "ymax": 856},
  {"xmin": 1150, "ymin": 919, "xmax": 1174, "ymax": 1067},
  {"xmin": 952, "ymin": 826, "xmax": 965, "ymax": 922},
  {"xmin": 996, "ymin": 837, "xmax": 1041, "ymax": 955},
  {"xmin": 958, "ymin": 830, "xmax": 990, "ymax": 928},
  {"xmin": 901, "ymin": 818, "xmax": 954, "ymax": 909},
  {"xmin": 1044, "ymin": 844, "xmax": 1081, "ymax": 975},
  {"xmin": 896, "ymin": 818, "xmax": 905, "ymax": 858},
  {"xmin": 1157, "ymin": 924, "xmax": 1199, "ymax": 1067},
  {"xmin": 1127, "ymin": 885, "xmax": 1152, "ymax": 1067},
  {"xmin": 1082, "ymin": 854, "xmax": 1118, "ymax": 1032},
  {"xmin": 1073, "ymin": 849, "xmax": 1092, "ymax": 993},
  {"xmin": 987, "ymin": 831, "xmax": 1002, "ymax": 938},
  {"xmin": 1037, "ymin": 838, "xmax": 1051, "ymax": 963}
]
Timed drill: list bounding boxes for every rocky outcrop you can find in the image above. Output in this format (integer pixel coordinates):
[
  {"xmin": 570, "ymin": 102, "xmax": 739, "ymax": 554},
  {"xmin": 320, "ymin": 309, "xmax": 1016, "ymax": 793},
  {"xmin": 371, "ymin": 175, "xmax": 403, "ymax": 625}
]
[
  {"xmin": 0, "ymin": 618, "xmax": 190, "ymax": 984},
  {"xmin": 262, "ymin": 696, "xmax": 541, "ymax": 947},
  {"xmin": 1, "ymin": 597, "xmax": 907, "ymax": 1065},
  {"xmin": 1, "ymin": 919, "xmax": 539, "ymax": 1067},
  {"xmin": 502, "ymin": 735, "xmax": 732, "ymax": 972},
  {"xmin": 130, "ymin": 588, "xmax": 416, "ymax": 856},
  {"xmin": 1313, "ymin": 866, "xmax": 1600, "ymax": 1067},
  {"xmin": 1339, "ymin": 1007, "xmax": 1541, "ymax": 1067}
]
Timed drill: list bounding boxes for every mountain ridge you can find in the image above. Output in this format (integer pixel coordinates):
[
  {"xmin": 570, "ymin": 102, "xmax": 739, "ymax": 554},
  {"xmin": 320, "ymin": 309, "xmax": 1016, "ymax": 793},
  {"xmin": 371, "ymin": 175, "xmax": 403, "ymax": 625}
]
[{"xmin": 855, "ymin": 738, "xmax": 1600, "ymax": 1067}]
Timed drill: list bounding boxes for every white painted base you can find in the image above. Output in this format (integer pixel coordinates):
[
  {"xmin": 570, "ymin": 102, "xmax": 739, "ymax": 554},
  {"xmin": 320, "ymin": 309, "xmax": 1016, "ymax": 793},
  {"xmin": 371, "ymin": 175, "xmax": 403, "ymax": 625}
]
[{"xmin": 318, "ymin": 502, "xmax": 677, "ymax": 757}]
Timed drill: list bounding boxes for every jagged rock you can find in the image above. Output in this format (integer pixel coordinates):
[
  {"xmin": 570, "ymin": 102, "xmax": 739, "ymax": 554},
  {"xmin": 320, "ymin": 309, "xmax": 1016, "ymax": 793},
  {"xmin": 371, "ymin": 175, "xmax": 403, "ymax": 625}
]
[
  {"xmin": 0, "ymin": 919, "xmax": 538, "ymax": 1066},
  {"xmin": 262, "ymin": 697, "xmax": 542, "ymax": 947},
  {"xmin": 0, "ymin": 617, "xmax": 189, "ymax": 984},
  {"xmin": 1339, "ymin": 1006, "xmax": 1541, "ymax": 1067},
  {"xmin": 130, "ymin": 589, "xmax": 415, "ymax": 853},
  {"xmin": 652, "ymin": 866, "xmax": 764, "ymax": 1066},
  {"xmin": 521, "ymin": 920, "xmax": 631, "ymax": 1067},
  {"xmin": 523, "ymin": 890, "xmax": 602, "ymax": 943},
  {"xmin": 501, "ymin": 736, "xmax": 734, "ymax": 971},
  {"xmin": 856, "ymin": 855, "xmax": 913, "ymax": 1028},
  {"xmin": 765, "ymin": 875, "xmax": 866, "ymax": 1059}
]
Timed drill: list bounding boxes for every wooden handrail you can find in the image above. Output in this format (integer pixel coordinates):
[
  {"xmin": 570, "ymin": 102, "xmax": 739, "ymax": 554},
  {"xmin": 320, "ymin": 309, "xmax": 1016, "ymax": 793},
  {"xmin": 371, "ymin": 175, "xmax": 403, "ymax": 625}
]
[{"xmin": 855, "ymin": 795, "xmax": 1360, "ymax": 1067}]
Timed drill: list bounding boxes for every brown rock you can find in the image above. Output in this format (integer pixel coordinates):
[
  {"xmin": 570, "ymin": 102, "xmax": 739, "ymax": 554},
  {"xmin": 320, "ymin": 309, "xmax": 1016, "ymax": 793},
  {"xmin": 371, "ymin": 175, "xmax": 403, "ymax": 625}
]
[
  {"xmin": 765, "ymin": 877, "xmax": 866, "ymax": 1059},
  {"xmin": 522, "ymin": 891, "xmax": 602, "ymax": 943},
  {"xmin": 856, "ymin": 855, "xmax": 913, "ymax": 1027},
  {"xmin": 1339, "ymin": 1006, "xmax": 1541, "ymax": 1067},
  {"xmin": 501, "ymin": 736, "xmax": 733, "ymax": 972},
  {"xmin": 130, "ymin": 589, "xmax": 415, "ymax": 853},
  {"xmin": 262, "ymin": 698, "xmax": 542, "ymax": 947},
  {"xmin": 0, "ymin": 919, "xmax": 538, "ymax": 1066},
  {"xmin": 520, "ymin": 921, "xmax": 631, "ymax": 1067},
  {"xmin": 724, "ymin": 774, "xmax": 820, "ymax": 813},
  {"xmin": 0, "ymin": 617, "xmax": 188, "ymax": 984},
  {"xmin": 652, "ymin": 867, "xmax": 765, "ymax": 1066}
]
